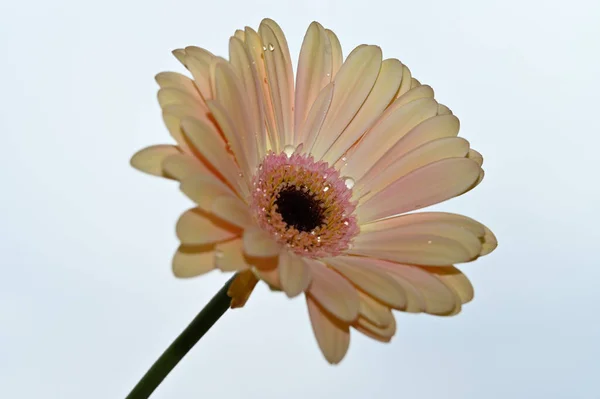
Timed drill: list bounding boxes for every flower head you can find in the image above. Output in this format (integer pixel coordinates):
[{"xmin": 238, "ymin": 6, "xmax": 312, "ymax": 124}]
[{"xmin": 131, "ymin": 19, "xmax": 497, "ymax": 364}]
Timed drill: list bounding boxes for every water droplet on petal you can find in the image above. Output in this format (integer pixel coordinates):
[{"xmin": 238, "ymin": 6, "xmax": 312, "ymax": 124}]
[
  {"xmin": 215, "ymin": 250, "xmax": 224, "ymax": 258},
  {"xmin": 268, "ymin": 43, "xmax": 275, "ymax": 51},
  {"xmin": 427, "ymin": 240, "xmax": 432, "ymax": 244},
  {"xmin": 343, "ymin": 177, "xmax": 355, "ymax": 189},
  {"xmin": 262, "ymin": 45, "xmax": 267, "ymax": 51},
  {"xmin": 283, "ymin": 145, "xmax": 295, "ymax": 157}
]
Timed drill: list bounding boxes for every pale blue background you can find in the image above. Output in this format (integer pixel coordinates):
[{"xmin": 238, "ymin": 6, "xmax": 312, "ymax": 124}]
[{"xmin": 1, "ymin": 0, "xmax": 599, "ymax": 398}]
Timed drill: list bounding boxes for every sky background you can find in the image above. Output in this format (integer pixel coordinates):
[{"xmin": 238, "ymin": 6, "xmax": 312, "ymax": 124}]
[{"xmin": 1, "ymin": 0, "xmax": 599, "ymax": 398}]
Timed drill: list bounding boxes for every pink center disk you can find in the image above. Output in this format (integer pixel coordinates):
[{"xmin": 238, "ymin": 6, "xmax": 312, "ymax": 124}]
[{"xmin": 250, "ymin": 151, "xmax": 359, "ymax": 258}]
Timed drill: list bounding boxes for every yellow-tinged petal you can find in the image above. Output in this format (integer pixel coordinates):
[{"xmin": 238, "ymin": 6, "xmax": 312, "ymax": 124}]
[
  {"xmin": 323, "ymin": 58, "xmax": 404, "ymax": 165},
  {"xmin": 243, "ymin": 227, "xmax": 282, "ymax": 257},
  {"xmin": 176, "ymin": 208, "xmax": 240, "ymax": 245},
  {"xmin": 310, "ymin": 45, "xmax": 382, "ymax": 160},
  {"xmin": 214, "ymin": 239, "xmax": 248, "ymax": 272},
  {"xmin": 228, "ymin": 269, "xmax": 259, "ymax": 308},
  {"xmin": 297, "ymin": 83, "xmax": 335, "ymax": 154},
  {"xmin": 396, "ymin": 64, "xmax": 412, "ymax": 98},
  {"xmin": 179, "ymin": 173, "xmax": 238, "ymax": 212},
  {"xmin": 172, "ymin": 244, "xmax": 216, "ymax": 278},
  {"xmin": 307, "ymin": 295, "xmax": 350, "ymax": 364},
  {"xmin": 326, "ymin": 257, "xmax": 407, "ymax": 308},
  {"xmin": 306, "ymin": 259, "xmax": 359, "ymax": 322},
  {"xmin": 358, "ymin": 292, "xmax": 394, "ymax": 327},
  {"xmin": 278, "ymin": 250, "xmax": 312, "ymax": 297},
  {"xmin": 467, "ymin": 149, "xmax": 484, "ymax": 166},
  {"xmin": 355, "ymin": 315, "xmax": 396, "ymax": 342},
  {"xmin": 211, "ymin": 196, "xmax": 253, "ymax": 229},
  {"xmin": 130, "ymin": 145, "xmax": 180, "ymax": 178},
  {"xmin": 326, "ymin": 29, "xmax": 343, "ymax": 79},
  {"xmin": 424, "ymin": 266, "xmax": 474, "ymax": 305},
  {"xmin": 357, "ymin": 158, "xmax": 481, "ymax": 223}
]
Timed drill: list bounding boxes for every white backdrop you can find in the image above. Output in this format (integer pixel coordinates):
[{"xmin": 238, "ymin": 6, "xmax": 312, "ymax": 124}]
[{"xmin": 1, "ymin": 0, "xmax": 599, "ymax": 398}]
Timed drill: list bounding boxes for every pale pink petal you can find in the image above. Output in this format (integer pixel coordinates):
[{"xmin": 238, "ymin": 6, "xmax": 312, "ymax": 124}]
[
  {"xmin": 229, "ymin": 36, "xmax": 267, "ymax": 159},
  {"xmin": 172, "ymin": 244, "xmax": 216, "ymax": 278},
  {"xmin": 294, "ymin": 22, "xmax": 333, "ymax": 136},
  {"xmin": 211, "ymin": 61, "xmax": 259, "ymax": 174},
  {"xmin": 325, "ymin": 257, "xmax": 407, "ymax": 309},
  {"xmin": 180, "ymin": 117, "xmax": 247, "ymax": 196},
  {"xmin": 278, "ymin": 250, "xmax": 312, "ymax": 297},
  {"xmin": 310, "ymin": 45, "xmax": 382, "ymax": 160},
  {"xmin": 355, "ymin": 314, "xmax": 396, "ymax": 342},
  {"xmin": 254, "ymin": 267, "xmax": 282, "ymax": 289},
  {"xmin": 130, "ymin": 145, "xmax": 180, "ymax": 178},
  {"xmin": 259, "ymin": 19, "xmax": 295, "ymax": 146},
  {"xmin": 358, "ymin": 292, "xmax": 394, "ymax": 327},
  {"xmin": 306, "ymin": 259, "xmax": 359, "ymax": 322},
  {"xmin": 306, "ymin": 295, "xmax": 350, "ymax": 364},
  {"xmin": 296, "ymin": 83, "xmax": 334, "ymax": 153},
  {"xmin": 161, "ymin": 103, "xmax": 213, "ymax": 153},
  {"xmin": 351, "ymin": 223, "xmax": 482, "ymax": 266},
  {"xmin": 243, "ymin": 27, "xmax": 279, "ymax": 152},
  {"xmin": 215, "ymin": 239, "xmax": 249, "ymax": 272},
  {"xmin": 360, "ymin": 212, "xmax": 497, "ymax": 258},
  {"xmin": 357, "ymin": 137, "xmax": 470, "ymax": 202},
  {"xmin": 323, "ymin": 58, "xmax": 404, "ymax": 165},
  {"xmin": 243, "ymin": 227, "xmax": 282, "ymax": 257},
  {"xmin": 357, "ymin": 158, "xmax": 481, "ymax": 223},
  {"xmin": 326, "ymin": 29, "xmax": 343, "ymax": 79},
  {"xmin": 342, "ymin": 97, "xmax": 438, "ymax": 181},
  {"xmin": 162, "ymin": 153, "xmax": 212, "ymax": 182},
  {"xmin": 211, "ymin": 196, "xmax": 253, "ymax": 228},
  {"xmin": 176, "ymin": 208, "xmax": 240, "ymax": 245}
]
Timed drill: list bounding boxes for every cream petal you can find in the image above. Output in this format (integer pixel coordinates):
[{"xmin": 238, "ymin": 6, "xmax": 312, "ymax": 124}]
[
  {"xmin": 357, "ymin": 137, "xmax": 470, "ymax": 202},
  {"xmin": 244, "ymin": 27, "xmax": 279, "ymax": 152},
  {"xmin": 343, "ymin": 97, "xmax": 438, "ymax": 181},
  {"xmin": 229, "ymin": 36, "xmax": 267, "ymax": 159},
  {"xmin": 367, "ymin": 258, "xmax": 459, "ymax": 315},
  {"xmin": 355, "ymin": 315, "xmax": 396, "ymax": 342},
  {"xmin": 212, "ymin": 61, "xmax": 259, "ymax": 174},
  {"xmin": 180, "ymin": 117, "xmax": 246, "ymax": 195},
  {"xmin": 161, "ymin": 103, "xmax": 212, "ymax": 152},
  {"xmin": 176, "ymin": 208, "xmax": 240, "ymax": 245},
  {"xmin": 178, "ymin": 173, "xmax": 238, "ymax": 211},
  {"xmin": 162, "ymin": 153, "xmax": 212, "ymax": 181},
  {"xmin": 358, "ymin": 292, "xmax": 394, "ymax": 327},
  {"xmin": 211, "ymin": 196, "xmax": 253, "ymax": 229},
  {"xmin": 294, "ymin": 22, "xmax": 333, "ymax": 136},
  {"xmin": 438, "ymin": 104, "xmax": 452, "ymax": 115},
  {"xmin": 360, "ymin": 212, "xmax": 497, "ymax": 258},
  {"xmin": 183, "ymin": 46, "xmax": 215, "ymax": 101},
  {"xmin": 467, "ymin": 149, "xmax": 484, "ymax": 166},
  {"xmin": 310, "ymin": 45, "xmax": 383, "ymax": 160},
  {"xmin": 411, "ymin": 77, "xmax": 421, "ymax": 88},
  {"xmin": 278, "ymin": 250, "xmax": 312, "ymax": 297},
  {"xmin": 323, "ymin": 58, "xmax": 404, "ymax": 165},
  {"xmin": 254, "ymin": 267, "xmax": 282, "ymax": 289},
  {"xmin": 243, "ymin": 227, "xmax": 282, "ymax": 257},
  {"xmin": 130, "ymin": 145, "xmax": 180, "ymax": 178},
  {"xmin": 357, "ymin": 158, "xmax": 481, "ymax": 223},
  {"xmin": 297, "ymin": 83, "xmax": 334, "ymax": 153},
  {"xmin": 396, "ymin": 64, "xmax": 412, "ymax": 98},
  {"xmin": 325, "ymin": 257, "xmax": 407, "ymax": 308},
  {"xmin": 326, "ymin": 29, "xmax": 343, "ymax": 79},
  {"xmin": 259, "ymin": 20, "xmax": 295, "ymax": 147},
  {"xmin": 306, "ymin": 295, "xmax": 350, "ymax": 364},
  {"xmin": 306, "ymin": 259, "xmax": 359, "ymax": 322},
  {"xmin": 157, "ymin": 87, "xmax": 204, "ymax": 110},
  {"xmin": 155, "ymin": 72, "xmax": 201, "ymax": 100},
  {"xmin": 172, "ymin": 244, "xmax": 216, "ymax": 278},
  {"xmin": 424, "ymin": 266, "xmax": 474, "ymax": 304},
  {"xmin": 215, "ymin": 239, "xmax": 249, "ymax": 272},
  {"xmin": 171, "ymin": 48, "xmax": 187, "ymax": 65}
]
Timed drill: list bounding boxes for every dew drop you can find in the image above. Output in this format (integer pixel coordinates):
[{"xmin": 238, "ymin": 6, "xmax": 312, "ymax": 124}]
[
  {"xmin": 268, "ymin": 43, "xmax": 275, "ymax": 51},
  {"xmin": 238, "ymin": 172, "xmax": 244, "ymax": 178},
  {"xmin": 323, "ymin": 185, "xmax": 330, "ymax": 192},
  {"xmin": 262, "ymin": 45, "xmax": 267, "ymax": 51},
  {"xmin": 215, "ymin": 250, "xmax": 224, "ymax": 258},
  {"xmin": 343, "ymin": 177, "xmax": 355, "ymax": 189},
  {"xmin": 283, "ymin": 145, "xmax": 295, "ymax": 157},
  {"xmin": 427, "ymin": 240, "xmax": 433, "ymax": 244}
]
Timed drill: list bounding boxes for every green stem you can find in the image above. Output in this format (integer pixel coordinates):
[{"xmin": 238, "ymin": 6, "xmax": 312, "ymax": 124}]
[{"xmin": 125, "ymin": 275, "xmax": 236, "ymax": 399}]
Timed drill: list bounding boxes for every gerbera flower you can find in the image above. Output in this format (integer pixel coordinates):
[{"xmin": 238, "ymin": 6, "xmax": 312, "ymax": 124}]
[{"xmin": 131, "ymin": 19, "xmax": 497, "ymax": 364}]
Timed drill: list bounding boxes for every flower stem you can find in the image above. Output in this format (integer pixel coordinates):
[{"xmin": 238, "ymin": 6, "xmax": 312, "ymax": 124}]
[{"xmin": 125, "ymin": 275, "xmax": 236, "ymax": 399}]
